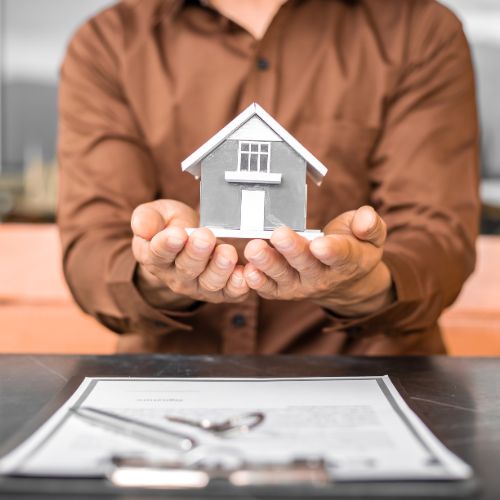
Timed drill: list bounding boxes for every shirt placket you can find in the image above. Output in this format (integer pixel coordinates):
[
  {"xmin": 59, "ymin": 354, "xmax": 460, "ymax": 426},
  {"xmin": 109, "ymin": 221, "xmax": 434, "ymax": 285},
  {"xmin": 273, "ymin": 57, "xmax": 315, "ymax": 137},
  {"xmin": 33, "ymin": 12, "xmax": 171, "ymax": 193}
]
[
  {"xmin": 234, "ymin": 1, "xmax": 290, "ymax": 113},
  {"xmin": 221, "ymin": 296, "xmax": 259, "ymax": 354},
  {"xmin": 217, "ymin": 5, "xmax": 289, "ymax": 354}
]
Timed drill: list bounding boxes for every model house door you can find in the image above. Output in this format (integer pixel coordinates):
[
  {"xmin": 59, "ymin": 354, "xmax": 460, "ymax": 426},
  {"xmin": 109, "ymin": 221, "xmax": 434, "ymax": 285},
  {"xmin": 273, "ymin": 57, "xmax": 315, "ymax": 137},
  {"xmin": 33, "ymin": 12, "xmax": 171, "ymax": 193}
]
[{"xmin": 240, "ymin": 190, "xmax": 265, "ymax": 231}]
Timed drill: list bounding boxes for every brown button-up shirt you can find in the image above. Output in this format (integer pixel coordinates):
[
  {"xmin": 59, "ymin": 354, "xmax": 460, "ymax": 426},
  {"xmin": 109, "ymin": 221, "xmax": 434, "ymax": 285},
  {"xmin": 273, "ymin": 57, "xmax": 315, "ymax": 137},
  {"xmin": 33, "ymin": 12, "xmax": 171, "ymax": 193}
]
[{"xmin": 58, "ymin": 0, "xmax": 479, "ymax": 355}]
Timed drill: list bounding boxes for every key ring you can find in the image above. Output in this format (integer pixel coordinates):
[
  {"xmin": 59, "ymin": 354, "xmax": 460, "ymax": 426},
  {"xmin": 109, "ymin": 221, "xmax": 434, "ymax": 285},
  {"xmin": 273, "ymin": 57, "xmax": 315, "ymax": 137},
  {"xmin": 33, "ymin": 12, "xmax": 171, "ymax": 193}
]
[{"xmin": 165, "ymin": 411, "xmax": 265, "ymax": 436}]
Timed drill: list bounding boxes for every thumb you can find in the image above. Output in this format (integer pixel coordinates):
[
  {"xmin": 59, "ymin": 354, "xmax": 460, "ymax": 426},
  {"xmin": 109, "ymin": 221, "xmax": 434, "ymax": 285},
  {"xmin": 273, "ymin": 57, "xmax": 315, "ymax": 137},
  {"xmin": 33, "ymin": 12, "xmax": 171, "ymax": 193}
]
[
  {"xmin": 350, "ymin": 206, "xmax": 386, "ymax": 248},
  {"xmin": 131, "ymin": 200, "xmax": 198, "ymax": 241},
  {"xmin": 323, "ymin": 210, "xmax": 356, "ymax": 236}
]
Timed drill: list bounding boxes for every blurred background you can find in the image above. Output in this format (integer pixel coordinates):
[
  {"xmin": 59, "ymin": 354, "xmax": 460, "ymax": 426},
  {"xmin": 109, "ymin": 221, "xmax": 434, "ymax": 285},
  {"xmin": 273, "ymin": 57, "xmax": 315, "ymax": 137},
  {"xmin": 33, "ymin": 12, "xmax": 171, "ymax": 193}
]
[{"xmin": 0, "ymin": 0, "xmax": 499, "ymax": 354}]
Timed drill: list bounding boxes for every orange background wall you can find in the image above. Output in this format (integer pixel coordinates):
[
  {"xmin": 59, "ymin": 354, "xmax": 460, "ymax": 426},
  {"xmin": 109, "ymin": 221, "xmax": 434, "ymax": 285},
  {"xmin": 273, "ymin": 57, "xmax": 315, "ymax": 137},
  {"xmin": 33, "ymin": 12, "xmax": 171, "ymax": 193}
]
[
  {"xmin": 0, "ymin": 224, "xmax": 117, "ymax": 354},
  {"xmin": 0, "ymin": 224, "xmax": 499, "ymax": 355}
]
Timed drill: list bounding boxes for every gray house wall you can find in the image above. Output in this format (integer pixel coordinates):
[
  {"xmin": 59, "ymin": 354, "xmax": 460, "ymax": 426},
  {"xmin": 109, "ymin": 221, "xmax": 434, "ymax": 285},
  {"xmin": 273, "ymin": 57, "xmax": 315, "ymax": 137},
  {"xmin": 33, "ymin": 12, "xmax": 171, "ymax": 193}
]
[{"xmin": 200, "ymin": 139, "xmax": 306, "ymax": 231}]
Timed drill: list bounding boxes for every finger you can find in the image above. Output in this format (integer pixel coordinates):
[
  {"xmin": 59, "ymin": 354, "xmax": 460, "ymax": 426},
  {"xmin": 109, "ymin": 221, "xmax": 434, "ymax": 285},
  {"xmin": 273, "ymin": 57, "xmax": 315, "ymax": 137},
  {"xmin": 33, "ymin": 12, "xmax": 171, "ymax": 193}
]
[
  {"xmin": 310, "ymin": 233, "xmax": 381, "ymax": 277},
  {"xmin": 174, "ymin": 228, "xmax": 216, "ymax": 280},
  {"xmin": 244, "ymin": 238, "xmax": 297, "ymax": 286},
  {"xmin": 131, "ymin": 200, "xmax": 198, "ymax": 240},
  {"xmin": 350, "ymin": 206, "xmax": 386, "ymax": 247},
  {"xmin": 323, "ymin": 210, "xmax": 356, "ymax": 236},
  {"xmin": 224, "ymin": 265, "xmax": 250, "ymax": 300},
  {"xmin": 244, "ymin": 263, "xmax": 277, "ymax": 298},
  {"xmin": 310, "ymin": 234, "xmax": 359, "ymax": 271},
  {"xmin": 198, "ymin": 244, "xmax": 238, "ymax": 292},
  {"xmin": 149, "ymin": 226, "xmax": 188, "ymax": 265},
  {"xmin": 132, "ymin": 235, "xmax": 152, "ymax": 266},
  {"xmin": 131, "ymin": 205, "xmax": 165, "ymax": 240},
  {"xmin": 270, "ymin": 227, "xmax": 324, "ymax": 278}
]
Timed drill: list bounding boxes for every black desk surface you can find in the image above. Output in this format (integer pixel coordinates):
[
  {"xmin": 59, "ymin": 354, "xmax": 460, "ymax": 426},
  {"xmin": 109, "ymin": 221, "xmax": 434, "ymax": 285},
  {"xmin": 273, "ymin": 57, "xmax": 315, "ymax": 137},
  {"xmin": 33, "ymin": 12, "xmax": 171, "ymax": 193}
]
[{"xmin": 0, "ymin": 354, "xmax": 499, "ymax": 499}]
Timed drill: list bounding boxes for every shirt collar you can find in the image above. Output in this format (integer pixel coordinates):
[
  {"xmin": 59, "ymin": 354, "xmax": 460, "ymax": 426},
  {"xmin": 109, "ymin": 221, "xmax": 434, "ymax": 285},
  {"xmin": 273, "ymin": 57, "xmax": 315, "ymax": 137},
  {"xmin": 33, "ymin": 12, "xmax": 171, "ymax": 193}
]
[
  {"xmin": 155, "ymin": 0, "xmax": 209, "ymax": 24},
  {"xmin": 149, "ymin": 0, "xmax": 354, "ymax": 27}
]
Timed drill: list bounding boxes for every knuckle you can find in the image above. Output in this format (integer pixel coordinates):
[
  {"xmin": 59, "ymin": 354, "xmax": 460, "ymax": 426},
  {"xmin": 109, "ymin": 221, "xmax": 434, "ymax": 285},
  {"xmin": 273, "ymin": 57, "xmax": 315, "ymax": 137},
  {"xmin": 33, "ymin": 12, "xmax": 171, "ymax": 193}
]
[
  {"xmin": 334, "ymin": 243, "xmax": 356, "ymax": 274},
  {"xmin": 223, "ymin": 288, "xmax": 246, "ymax": 301},
  {"xmin": 167, "ymin": 278, "xmax": 184, "ymax": 295},
  {"xmin": 186, "ymin": 252, "xmax": 210, "ymax": 268},
  {"xmin": 283, "ymin": 285, "xmax": 304, "ymax": 300},
  {"xmin": 175, "ymin": 261, "xmax": 199, "ymax": 279},
  {"xmin": 198, "ymin": 276, "xmax": 223, "ymax": 293},
  {"xmin": 359, "ymin": 248, "xmax": 382, "ymax": 275},
  {"xmin": 261, "ymin": 283, "xmax": 278, "ymax": 298},
  {"xmin": 229, "ymin": 294, "xmax": 249, "ymax": 303},
  {"xmin": 142, "ymin": 253, "xmax": 157, "ymax": 268},
  {"xmin": 272, "ymin": 266, "xmax": 291, "ymax": 282},
  {"xmin": 285, "ymin": 246, "xmax": 305, "ymax": 261},
  {"xmin": 259, "ymin": 290, "xmax": 276, "ymax": 300},
  {"xmin": 292, "ymin": 290, "xmax": 305, "ymax": 300},
  {"xmin": 336, "ymin": 258, "xmax": 357, "ymax": 276},
  {"xmin": 356, "ymin": 255, "xmax": 371, "ymax": 275},
  {"xmin": 184, "ymin": 269, "xmax": 200, "ymax": 280},
  {"xmin": 142, "ymin": 263, "xmax": 159, "ymax": 279},
  {"xmin": 149, "ymin": 240, "xmax": 166, "ymax": 260},
  {"xmin": 297, "ymin": 260, "xmax": 318, "ymax": 275},
  {"xmin": 223, "ymin": 288, "xmax": 237, "ymax": 299},
  {"xmin": 224, "ymin": 283, "xmax": 242, "ymax": 297},
  {"xmin": 204, "ymin": 293, "xmax": 224, "ymax": 304},
  {"xmin": 316, "ymin": 280, "xmax": 332, "ymax": 295}
]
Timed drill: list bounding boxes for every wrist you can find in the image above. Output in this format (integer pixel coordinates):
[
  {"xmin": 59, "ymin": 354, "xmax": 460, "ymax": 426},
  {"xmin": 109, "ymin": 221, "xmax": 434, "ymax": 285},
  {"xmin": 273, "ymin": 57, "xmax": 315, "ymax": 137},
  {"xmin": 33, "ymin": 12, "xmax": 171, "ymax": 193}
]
[{"xmin": 315, "ymin": 262, "xmax": 395, "ymax": 318}]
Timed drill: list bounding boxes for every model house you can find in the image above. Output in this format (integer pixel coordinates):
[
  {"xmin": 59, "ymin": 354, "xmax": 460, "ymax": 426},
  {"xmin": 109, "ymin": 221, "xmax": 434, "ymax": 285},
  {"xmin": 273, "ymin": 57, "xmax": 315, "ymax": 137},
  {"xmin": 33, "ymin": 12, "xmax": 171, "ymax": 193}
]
[{"xmin": 181, "ymin": 103, "xmax": 328, "ymax": 239}]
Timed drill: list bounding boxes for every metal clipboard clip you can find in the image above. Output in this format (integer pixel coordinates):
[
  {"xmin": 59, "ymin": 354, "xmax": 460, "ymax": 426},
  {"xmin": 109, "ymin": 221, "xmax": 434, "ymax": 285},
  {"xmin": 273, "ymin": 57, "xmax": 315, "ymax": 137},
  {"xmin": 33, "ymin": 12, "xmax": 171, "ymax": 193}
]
[
  {"xmin": 71, "ymin": 406, "xmax": 331, "ymax": 489},
  {"xmin": 107, "ymin": 455, "xmax": 332, "ymax": 489}
]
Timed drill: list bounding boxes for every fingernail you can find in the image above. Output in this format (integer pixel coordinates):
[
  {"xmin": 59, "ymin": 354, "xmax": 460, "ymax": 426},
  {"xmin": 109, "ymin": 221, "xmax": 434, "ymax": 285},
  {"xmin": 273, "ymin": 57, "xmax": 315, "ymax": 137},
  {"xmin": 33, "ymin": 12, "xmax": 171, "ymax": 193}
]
[
  {"xmin": 230, "ymin": 274, "xmax": 243, "ymax": 287},
  {"xmin": 247, "ymin": 271, "xmax": 260, "ymax": 284},
  {"xmin": 216, "ymin": 256, "xmax": 232, "ymax": 269},
  {"xmin": 193, "ymin": 238, "xmax": 211, "ymax": 251},
  {"xmin": 367, "ymin": 212, "xmax": 376, "ymax": 228}
]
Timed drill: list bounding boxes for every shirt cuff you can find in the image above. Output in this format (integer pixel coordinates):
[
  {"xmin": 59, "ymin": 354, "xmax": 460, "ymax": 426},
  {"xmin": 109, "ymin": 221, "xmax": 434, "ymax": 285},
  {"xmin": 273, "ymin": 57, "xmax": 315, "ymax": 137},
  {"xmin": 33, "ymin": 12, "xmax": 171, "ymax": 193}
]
[
  {"xmin": 321, "ymin": 249, "xmax": 426, "ymax": 337},
  {"xmin": 107, "ymin": 246, "xmax": 204, "ymax": 336}
]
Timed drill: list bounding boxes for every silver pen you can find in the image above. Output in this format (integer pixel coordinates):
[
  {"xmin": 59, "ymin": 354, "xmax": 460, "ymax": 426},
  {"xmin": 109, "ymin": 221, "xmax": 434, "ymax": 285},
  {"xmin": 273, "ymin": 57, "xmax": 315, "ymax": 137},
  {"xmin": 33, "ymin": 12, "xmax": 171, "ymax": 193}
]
[{"xmin": 70, "ymin": 406, "xmax": 196, "ymax": 452}]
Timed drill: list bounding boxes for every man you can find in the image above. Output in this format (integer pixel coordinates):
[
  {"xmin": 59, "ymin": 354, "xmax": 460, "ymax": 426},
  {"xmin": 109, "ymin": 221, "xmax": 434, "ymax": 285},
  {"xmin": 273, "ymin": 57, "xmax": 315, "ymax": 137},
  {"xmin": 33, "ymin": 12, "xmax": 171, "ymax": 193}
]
[{"xmin": 58, "ymin": 0, "xmax": 479, "ymax": 354}]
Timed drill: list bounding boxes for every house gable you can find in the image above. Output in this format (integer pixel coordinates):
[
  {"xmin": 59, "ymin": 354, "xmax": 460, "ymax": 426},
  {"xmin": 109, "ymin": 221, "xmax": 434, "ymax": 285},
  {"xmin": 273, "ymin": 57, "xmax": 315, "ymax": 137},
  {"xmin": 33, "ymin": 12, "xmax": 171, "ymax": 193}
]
[
  {"xmin": 181, "ymin": 103, "xmax": 328, "ymax": 186},
  {"xmin": 228, "ymin": 116, "xmax": 281, "ymax": 142}
]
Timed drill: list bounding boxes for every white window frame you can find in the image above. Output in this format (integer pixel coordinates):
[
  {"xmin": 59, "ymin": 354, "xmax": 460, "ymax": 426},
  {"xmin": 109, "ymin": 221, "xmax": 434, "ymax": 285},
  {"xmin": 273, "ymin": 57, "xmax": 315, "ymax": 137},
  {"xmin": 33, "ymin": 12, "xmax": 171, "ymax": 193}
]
[{"xmin": 238, "ymin": 141, "xmax": 270, "ymax": 173}]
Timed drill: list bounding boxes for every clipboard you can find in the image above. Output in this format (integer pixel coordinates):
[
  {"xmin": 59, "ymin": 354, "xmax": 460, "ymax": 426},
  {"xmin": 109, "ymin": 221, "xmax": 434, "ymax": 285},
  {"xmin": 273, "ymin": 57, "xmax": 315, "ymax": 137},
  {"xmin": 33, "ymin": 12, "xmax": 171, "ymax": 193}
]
[
  {"xmin": 0, "ymin": 375, "xmax": 480, "ymax": 498},
  {"xmin": 0, "ymin": 467, "xmax": 481, "ymax": 498}
]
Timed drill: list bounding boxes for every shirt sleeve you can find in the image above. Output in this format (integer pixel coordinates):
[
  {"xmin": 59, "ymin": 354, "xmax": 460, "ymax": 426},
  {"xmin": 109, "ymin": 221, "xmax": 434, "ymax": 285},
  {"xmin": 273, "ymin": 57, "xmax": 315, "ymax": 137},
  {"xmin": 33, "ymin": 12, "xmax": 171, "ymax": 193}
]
[
  {"xmin": 322, "ymin": 3, "xmax": 480, "ymax": 338},
  {"xmin": 57, "ymin": 13, "xmax": 197, "ymax": 337}
]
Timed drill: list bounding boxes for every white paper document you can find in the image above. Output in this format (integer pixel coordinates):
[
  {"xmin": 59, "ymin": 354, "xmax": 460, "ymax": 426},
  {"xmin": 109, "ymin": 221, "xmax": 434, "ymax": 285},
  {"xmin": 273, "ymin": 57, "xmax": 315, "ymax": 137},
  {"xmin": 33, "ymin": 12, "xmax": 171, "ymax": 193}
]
[{"xmin": 0, "ymin": 376, "xmax": 472, "ymax": 481}]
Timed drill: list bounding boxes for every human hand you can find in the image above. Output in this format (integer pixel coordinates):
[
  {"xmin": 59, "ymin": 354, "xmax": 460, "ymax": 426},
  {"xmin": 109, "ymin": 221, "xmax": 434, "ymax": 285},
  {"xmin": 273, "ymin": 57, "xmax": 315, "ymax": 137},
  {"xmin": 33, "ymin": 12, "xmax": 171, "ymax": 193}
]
[
  {"xmin": 243, "ymin": 206, "xmax": 394, "ymax": 317},
  {"xmin": 131, "ymin": 200, "xmax": 249, "ymax": 309}
]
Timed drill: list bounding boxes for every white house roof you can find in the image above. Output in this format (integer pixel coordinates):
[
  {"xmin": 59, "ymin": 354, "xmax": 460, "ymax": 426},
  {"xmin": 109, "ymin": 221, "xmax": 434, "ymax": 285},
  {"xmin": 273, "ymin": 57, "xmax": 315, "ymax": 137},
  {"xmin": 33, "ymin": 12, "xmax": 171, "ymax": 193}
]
[{"xmin": 181, "ymin": 103, "xmax": 328, "ymax": 186}]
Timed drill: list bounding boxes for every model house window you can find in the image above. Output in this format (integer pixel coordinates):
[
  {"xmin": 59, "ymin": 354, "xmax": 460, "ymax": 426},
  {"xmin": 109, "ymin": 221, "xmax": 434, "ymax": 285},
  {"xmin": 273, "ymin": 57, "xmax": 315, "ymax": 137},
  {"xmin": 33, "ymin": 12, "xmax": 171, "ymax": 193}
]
[{"xmin": 239, "ymin": 142, "xmax": 270, "ymax": 173}]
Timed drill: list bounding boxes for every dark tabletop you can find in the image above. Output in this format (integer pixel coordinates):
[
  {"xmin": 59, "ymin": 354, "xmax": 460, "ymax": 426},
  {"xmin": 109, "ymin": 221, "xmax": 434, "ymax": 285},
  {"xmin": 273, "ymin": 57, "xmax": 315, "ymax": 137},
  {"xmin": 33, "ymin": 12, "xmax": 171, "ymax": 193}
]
[{"xmin": 0, "ymin": 355, "xmax": 499, "ymax": 499}]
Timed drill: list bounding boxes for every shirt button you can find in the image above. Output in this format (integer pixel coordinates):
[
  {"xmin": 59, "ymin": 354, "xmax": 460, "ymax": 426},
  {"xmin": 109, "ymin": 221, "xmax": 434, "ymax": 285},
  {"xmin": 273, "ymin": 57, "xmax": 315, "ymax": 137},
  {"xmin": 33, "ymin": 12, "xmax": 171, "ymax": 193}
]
[
  {"xmin": 256, "ymin": 57, "xmax": 269, "ymax": 71},
  {"xmin": 231, "ymin": 314, "xmax": 247, "ymax": 327}
]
